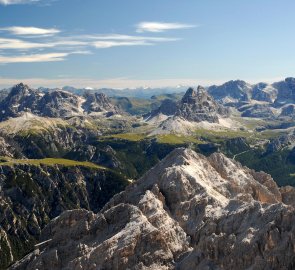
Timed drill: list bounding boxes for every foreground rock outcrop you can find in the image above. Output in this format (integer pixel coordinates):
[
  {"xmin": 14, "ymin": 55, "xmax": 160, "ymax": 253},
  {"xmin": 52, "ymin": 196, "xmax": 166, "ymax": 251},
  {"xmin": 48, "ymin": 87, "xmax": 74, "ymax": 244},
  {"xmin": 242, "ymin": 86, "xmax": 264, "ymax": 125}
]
[{"xmin": 11, "ymin": 148, "xmax": 295, "ymax": 270}]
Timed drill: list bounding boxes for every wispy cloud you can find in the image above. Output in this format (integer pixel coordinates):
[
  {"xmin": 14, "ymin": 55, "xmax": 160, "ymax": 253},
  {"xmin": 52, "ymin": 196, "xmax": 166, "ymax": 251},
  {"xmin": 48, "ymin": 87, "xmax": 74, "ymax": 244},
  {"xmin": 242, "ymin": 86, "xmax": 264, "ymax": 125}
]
[
  {"xmin": 0, "ymin": 51, "xmax": 89, "ymax": 63},
  {"xmin": 92, "ymin": 40, "xmax": 152, "ymax": 48},
  {"xmin": 0, "ymin": 23, "xmax": 185, "ymax": 63},
  {"xmin": 79, "ymin": 34, "xmax": 179, "ymax": 42},
  {"xmin": 136, "ymin": 22, "xmax": 196, "ymax": 33},
  {"xmin": 0, "ymin": 53, "xmax": 68, "ymax": 63},
  {"xmin": 0, "ymin": 37, "xmax": 52, "ymax": 49},
  {"xmin": 0, "ymin": 26, "xmax": 60, "ymax": 36},
  {"xmin": 0, "ymin": 35, "xmax": 177, "ymax": 51},
  {"xmin": 0, "ymin": 0, "xmax": 40, "ymax": 5}
]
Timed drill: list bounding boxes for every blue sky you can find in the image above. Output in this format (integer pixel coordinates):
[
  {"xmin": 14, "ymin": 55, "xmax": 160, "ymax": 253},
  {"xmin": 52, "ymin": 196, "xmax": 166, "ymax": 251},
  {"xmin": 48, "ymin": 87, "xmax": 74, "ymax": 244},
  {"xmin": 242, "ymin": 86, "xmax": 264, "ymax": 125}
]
[{"xmin": 0, "ymin": 0, "xmax": 295, "ymax": 88}]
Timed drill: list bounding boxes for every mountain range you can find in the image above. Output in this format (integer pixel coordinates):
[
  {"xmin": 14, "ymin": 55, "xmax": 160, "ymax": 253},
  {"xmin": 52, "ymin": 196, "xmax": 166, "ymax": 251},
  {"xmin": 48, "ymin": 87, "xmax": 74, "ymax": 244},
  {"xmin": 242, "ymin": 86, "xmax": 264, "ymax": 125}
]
[
  {"xmin": 2, "ymin": 79, "xmax": 295, "ymax": 269},
  {"xmin": 0, "ymin": 83, "xmax": 121, "ymax": 121},
  {"xmin": 2, "ymin": 78, "xmax": 295, "ymax": 120}
]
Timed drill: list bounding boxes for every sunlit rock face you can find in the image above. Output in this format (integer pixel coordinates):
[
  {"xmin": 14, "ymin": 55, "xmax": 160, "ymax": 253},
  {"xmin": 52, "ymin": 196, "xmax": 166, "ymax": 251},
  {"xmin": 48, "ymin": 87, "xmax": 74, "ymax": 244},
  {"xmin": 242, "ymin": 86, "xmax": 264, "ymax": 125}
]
[{"xmin": 11, "ymin": 148, "xmax": 295, "ymax": 270}]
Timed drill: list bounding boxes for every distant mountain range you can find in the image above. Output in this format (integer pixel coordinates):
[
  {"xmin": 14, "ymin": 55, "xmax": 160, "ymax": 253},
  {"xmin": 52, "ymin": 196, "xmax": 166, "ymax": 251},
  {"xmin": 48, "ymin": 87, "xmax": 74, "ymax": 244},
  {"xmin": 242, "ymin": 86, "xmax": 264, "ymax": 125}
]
[
  {"xmin": 34, "ymin": 77, "xmax": 295, "ymax": 104},
  {"xmin": 2, "ymin": 78, "xmax": 295, "ymax": 122}
]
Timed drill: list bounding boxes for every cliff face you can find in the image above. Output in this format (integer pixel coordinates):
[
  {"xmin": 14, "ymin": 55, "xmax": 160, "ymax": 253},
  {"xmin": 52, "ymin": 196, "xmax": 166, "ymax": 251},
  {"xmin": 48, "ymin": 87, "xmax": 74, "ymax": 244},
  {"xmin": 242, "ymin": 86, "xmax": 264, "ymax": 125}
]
[
  {"xmin": 0, "ymin": 163, "xmax": 128, "ymax": 269},
  {"xmin": 11, "ymin": 148, "xmax": 295, "ymax": 270}
]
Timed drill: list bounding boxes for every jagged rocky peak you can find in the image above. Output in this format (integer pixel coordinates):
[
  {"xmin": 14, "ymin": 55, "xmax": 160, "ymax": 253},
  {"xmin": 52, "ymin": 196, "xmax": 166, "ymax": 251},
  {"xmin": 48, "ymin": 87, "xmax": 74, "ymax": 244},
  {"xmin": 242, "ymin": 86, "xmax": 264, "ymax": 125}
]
[
  {"xmin": 6, "ymin": 83, "xmax": 38, "ymax": 101},
  {"xmin": 11, "ymin": 148, "xmax": 295, "ymax": 270},
  {"xmin": 0, "ymin": 83, "xmax": 41, "ymax": 120},
  {"xmin": 83, "ymin": 92, "xmax": 121, "ymax": 115},
  {"xmin": 181, "ymin": 86, "xmax": 206, "ymax": 103},
  {"xmin": 10, "ymin": 82, "xmax": 31, "ymax": 95},
  {"xmin": 146, "ymin": 86, "xmax": 230, "ymax": 124},
  {"xmin": 176, "ymin": 85, "xmax": 230, "ymax": 123},
  {"xmin": 0, "ymin": 83, "xmax": 124, "ymax": 120},
  {"xmin": 181, "ymin": 86, "xmax": 196, "ymax": 101}
]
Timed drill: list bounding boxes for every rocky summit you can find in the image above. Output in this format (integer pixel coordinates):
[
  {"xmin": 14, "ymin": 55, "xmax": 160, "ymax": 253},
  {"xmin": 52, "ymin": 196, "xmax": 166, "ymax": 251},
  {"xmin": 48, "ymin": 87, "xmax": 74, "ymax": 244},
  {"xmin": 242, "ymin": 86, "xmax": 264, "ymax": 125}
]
[
  {"xmin": 11, "ymin": 148, "xmax": 295, "ymax": 270},
  {"xmin": 148, "ymin": 86, "xmax": 229, "ymax": 124},
  {"xmin": 176, "ymin": 86, "xmax": 229, "ymax": 123},
  {"xmin": 0, "ymin": 83, "xmax": 121, "ymax": 121}
]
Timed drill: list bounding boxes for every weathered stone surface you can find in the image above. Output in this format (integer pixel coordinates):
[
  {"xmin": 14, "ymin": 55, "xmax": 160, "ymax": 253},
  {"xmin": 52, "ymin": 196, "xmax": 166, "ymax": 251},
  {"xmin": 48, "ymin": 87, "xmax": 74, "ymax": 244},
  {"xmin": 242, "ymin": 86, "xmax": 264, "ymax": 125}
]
[{"xmin": 11, "ymin": 148, "xmax": 295, "ymax": 270}]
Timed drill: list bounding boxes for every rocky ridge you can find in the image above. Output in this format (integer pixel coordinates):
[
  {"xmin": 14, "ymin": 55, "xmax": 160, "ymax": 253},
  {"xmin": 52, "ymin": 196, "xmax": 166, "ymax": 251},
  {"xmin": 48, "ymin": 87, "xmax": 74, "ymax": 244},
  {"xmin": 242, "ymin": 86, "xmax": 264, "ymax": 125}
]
[
  {"xmin": 11, "ymin": 148, "xmax": 295, "ymax": 270},
  {"xmin": 147, "ymin": 86, "xmax": 230, "ymax": 124},
  {"xmin": 0, "ymin": 83, "xmax": 121, "ymax": 121}
]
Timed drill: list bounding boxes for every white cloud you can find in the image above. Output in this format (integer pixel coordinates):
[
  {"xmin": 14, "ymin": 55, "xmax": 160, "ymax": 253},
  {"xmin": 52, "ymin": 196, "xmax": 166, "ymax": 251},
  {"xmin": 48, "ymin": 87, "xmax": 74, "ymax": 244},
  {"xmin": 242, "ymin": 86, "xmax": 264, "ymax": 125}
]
[
  {"xmin": 0, "ymin": 51, "xmax": 89, "ymax": 63},
  {"xmin": 79, "ymin": 34, "xmax": 179, "ymax": 42},
  {"xmin": 0, "ymin": 26, "xmax": 182, "ymax": 63},
  {"xmin": 0, "ymin": 26, "xmax": 60, "ymax": 36},
  {"xmin": 0, "ymin": 0, "xmax": 40, "ymax": 5},
  {"xmin": 136, "ymin": 22, "xmax": 196, "ymax": 33},
  {"xmin": 0, "ymin": 34, "xmax": 179, "ymax": 52},
  {"xmin": 0, "ymin": 37, "xmax": 54, "ymax": 50},
  {"xmin": 92, "ymin": 40, "xmax": 152, "ymax": 48}
]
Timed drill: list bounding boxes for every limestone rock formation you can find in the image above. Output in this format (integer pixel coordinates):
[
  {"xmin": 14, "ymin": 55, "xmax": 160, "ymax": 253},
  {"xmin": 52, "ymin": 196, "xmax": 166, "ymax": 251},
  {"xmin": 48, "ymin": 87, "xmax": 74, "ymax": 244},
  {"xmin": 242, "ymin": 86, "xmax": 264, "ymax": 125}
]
[
  {"xmin": 82, "ymin": 92, "xmax": 122, "ymax": 115},
  {"xmin": 0, "ymin": 83, "xmax": 122, "ymax": 121},
  {"xmin": 11, "ymin": 148, "xmax": 295, "ymax": 270},
  {"xmin": 147, "ymin": 86, "xmax": 229, "ymax": 124},
  {"xmin": 176, "ymin": 86, "xmax": 229, "ymax": 123}
]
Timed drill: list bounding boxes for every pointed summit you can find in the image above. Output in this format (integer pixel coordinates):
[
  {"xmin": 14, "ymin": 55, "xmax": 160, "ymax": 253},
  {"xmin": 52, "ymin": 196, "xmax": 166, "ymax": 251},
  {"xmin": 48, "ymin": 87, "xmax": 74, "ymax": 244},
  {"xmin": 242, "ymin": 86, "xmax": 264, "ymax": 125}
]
[
  {"xmin": 10, "ymin": 83, "xmax": 31, "ymax": 96},
  {"xmin": 182, "ymin": 85, "xmax": 209, "ymax": 104},
  {"xmin": 176, "ymin": 86, "xmax": 229, "ymax": 122},
  {"xmin": 181, "ymin": 87, "xmax": 196, "ymax": 104}
]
